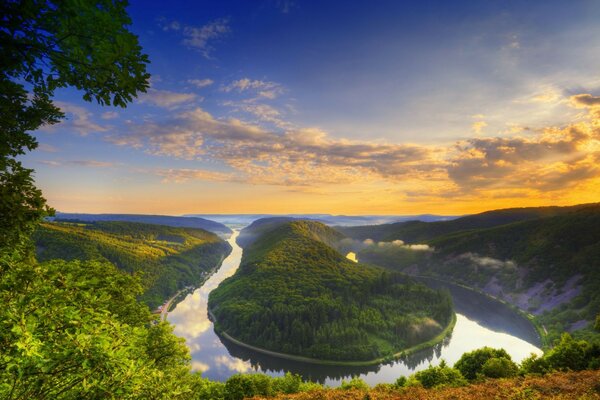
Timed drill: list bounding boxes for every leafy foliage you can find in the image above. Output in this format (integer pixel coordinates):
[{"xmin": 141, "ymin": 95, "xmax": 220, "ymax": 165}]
[
  {"xmin": 481, "ymin": 357, "xmax": 518, "ymax": 378},
  {"xmin": 33, "ymin": 221, "xmax": 231, "ymax": 308},
  {"xmin": 454, "ymin": 347, "xmax": 514, "ymax": 381},
  {"xmin": 0, "ymin": 259, "xmax": 198, "ymax": 399},
  {"xmin": 407, "ymin": 361, "xmax": 467, "ymax": 388},
  {"xmin": 210, "ymin": 220, "xmax": 453, "ymax": 361}
]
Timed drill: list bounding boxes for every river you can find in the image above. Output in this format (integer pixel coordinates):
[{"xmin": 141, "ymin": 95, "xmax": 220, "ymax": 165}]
[{"xmin": 167, "ymin": 230, "xmax": 543, "ymax": 386}]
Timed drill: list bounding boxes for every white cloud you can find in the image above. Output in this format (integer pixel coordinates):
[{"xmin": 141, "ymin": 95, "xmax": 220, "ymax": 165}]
[
  {"xmin": 39, "ymin": 160, "xmax": 115, "ymax": 168},
  {"xmin": 164, "ymin": 19, "xmax": 230, "ymax": 58},
  {"xmin": 222, "ymin": 78, "xmax": 284, "ymax": 99},
  {"xmin": 188, "ymin": 78, "xmax": 214, "ymax": 88},
  {"xmin": 101, "ymin": 111, "xmax": 119, "ymax": 120},
  {"xmin": 46, "ymin": 102, "xmax": 107, "ymax": 136},
  {"xmin": 138, "ymin": 88, "xmax": 197, "ymax": 109}
]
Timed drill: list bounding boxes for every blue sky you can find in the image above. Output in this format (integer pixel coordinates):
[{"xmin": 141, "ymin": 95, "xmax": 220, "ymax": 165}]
[{"xmin": 24, "ymin": 0, "xmax": 600, "ymax": 214}]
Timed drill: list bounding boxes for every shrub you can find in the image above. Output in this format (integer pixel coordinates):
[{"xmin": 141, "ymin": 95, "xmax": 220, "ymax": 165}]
[
  {"xmin": 272, "ymin": 372, "xmax": 302, "ymax": 394},
  {"xmin": 454, "ymin": 347, "xmax": 513, "ymax": 380},
  {"xmin": 545, "ymin": 333, "xmax": 590, "ymax": 371},
  {"xmin": 394, "ymin": 376, "xmax": 408, "ymax": 387},
  {"xmin": 482, "ymin": 357, "xmax": 519, "ymax": 378},
  {"xmin": 408, "ymin": 362, "xmax": 467, "ymax": 388},
  {"xmin": 340, "ymin": 377, "xmax": 370, "ymax": 391},
  {"xmin": 224, "ymin": 374, "xmax": 274, "ymax": 400},
  {"xmin": 520, "ymin": 353, "xmax": 551, "ymax": 375}
]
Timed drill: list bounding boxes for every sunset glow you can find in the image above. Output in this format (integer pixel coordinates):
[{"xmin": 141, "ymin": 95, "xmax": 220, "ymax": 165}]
[{"xmin": 26, "ymin": 1, "xmax": 600, "ymax": 215}]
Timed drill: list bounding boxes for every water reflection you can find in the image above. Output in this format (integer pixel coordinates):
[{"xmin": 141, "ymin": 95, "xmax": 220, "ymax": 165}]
[{"xmin": 169, "ymin": 230, "xmax": 543, "ymax": 386}]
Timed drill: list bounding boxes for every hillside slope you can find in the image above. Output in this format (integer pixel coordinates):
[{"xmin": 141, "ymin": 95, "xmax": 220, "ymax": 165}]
[
  {"xmin": 354, "ymin": 204, "xmax": 600, "ymax": 343},
  {"xmin": 209, "ymin": 220, "xmax": 453, "ymax": 362},
  {"xmin": 34, "ymin": 221, "xmax": 232, "ymax": 308},
  {"xmin": 338, "ymin": 203, "xmax": 598, "ymax": 242},
  {"xmin": 54, "ymin": 212, "xmax": 232, "ymax": 236}
]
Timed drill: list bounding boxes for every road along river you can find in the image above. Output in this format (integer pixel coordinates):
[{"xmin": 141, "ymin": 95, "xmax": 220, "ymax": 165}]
[{"xmin": 168, "ymin": 229, "xmax": 542, "ymax": 386}]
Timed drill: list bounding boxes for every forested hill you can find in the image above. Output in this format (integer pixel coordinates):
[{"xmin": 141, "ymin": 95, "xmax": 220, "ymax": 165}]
[
  {"xmin": 209, "ymin": 220, "xmax": 453, "ymax": 362},
  {"xmin": 352, "ymin": 203, "xmax": 600, "ymax": 343},
  {"xmin": 53, "ymin": 212, "xmax": 232, "ymax": 236},
  {"xmin": 338, "ymin": 203, "xmax": 598, "ymax": 242},
  {"xmin": 34, "ymin": 221, "xmax": 232, "ymax": 309},
  {"xmin": 236, "ymin": 216, "xmax": 344, "ymax": 248}
]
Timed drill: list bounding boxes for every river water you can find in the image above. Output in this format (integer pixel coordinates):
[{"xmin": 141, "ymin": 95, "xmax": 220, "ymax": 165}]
[{"xmin": 168, "ymin": 230, "xmax": 542, "ymax": 386}]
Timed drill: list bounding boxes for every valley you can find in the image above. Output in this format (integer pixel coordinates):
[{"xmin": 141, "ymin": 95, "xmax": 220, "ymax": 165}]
[{"xmin": 341, "ymin": 203, "xmax": 600, "ymax": 344}]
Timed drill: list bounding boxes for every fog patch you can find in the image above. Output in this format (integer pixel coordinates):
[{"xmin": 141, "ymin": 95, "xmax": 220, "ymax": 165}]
[
  {"xmin": 461, "ymin": 253, "xmax": 516, "ymax": 270},
  {"xmin": 339, "ymin": 237, "xmax": 432, "ymax": 253}
]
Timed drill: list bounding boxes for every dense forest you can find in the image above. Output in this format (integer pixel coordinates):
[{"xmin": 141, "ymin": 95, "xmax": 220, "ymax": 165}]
[
  {"xmin": 209, "ymin": 220, "xmax": 454, "ymax": 362},
  {"xmin": 34, "ymin": 221, "xmax": 232, "ymax": 309},
  {"xmin": 344, "ymin": 203, "xmax": 600, "ymax": 344}
]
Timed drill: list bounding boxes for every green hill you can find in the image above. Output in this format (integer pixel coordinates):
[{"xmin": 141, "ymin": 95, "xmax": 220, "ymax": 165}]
[
  {"xmin": 338, "ymin": 203, "xmax": 598, "ymax": 243},
  {"xmin": 208, "ymin": 220, "xmax": 454, "ymax": 362},
  {"xmin": 353, "ymin": 204, "xmax": 600, "ymax": 343},
  {"xmin": 34, "ymin": 221, "xmax": 232, "ymax": 309},
  {"xmin": 236, "ymin": 216, "xmax": 344, "ymax": 249},
  {"xmin": 53, "ymin": 212, "xmax": 232, "ymax": 236}
]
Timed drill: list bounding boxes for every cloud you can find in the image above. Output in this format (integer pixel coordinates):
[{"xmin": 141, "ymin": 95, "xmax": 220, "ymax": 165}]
[
  {"xmin": 188, "ymin": 78, "xmax": 214, "ymax": 88},
  {"xmin": 101, "ymin": 111, "xmax": 119, "ymax": 120},
  {"xmin": 106, "ymin": 107, "xmax": 442, "ymax": 186},
  {"xmin": 164, "ymin": 19, "xmax": 230, "ymax": 58},
  {"xmin": 222, "ymin": 100, "xmax": 292, "ymax": 129},
  {"xmin": 102, "ymin": 92, "xmax": 600, "ymax": 199},
  {"xmin": 213, "ymin": 355, "xmax": 251, "ymax": 373},
  {"xmin": 190, "ymin": 361, "xmax": 209, "ymax": 372},
  {"xmin": 138, "ymin": 88, "xmax": 197, "ymax": 109},
  {"xmin": 570, "ymin": 93, "xmax": 600, "ymax": 108},
  {"xmin": 38, "ymin": 143, "xmax": 59, "ymax": 152},
  {"xmin": 222, "ymin": 78, "xmax": 284, "ymax": 99},
  {"xmin": 156, "ymin": 168, "xmax": 234, "ymax": 183},
  {"xmin": 44, "ymin": 102, "xmax": 107, "ymax": 136},
  {"xmin": 39, "ymin": 160, "xmax": 115, "ymax": 168},
  {"xmin": 529, "ymin": 88, "xmax": 562, "ymax": 104},
  {"xmin": 448, "ymin": 116, "xmax": 600, "ymax": 192},
  {"xmin": 460, "ymin": 253, "xmax": 516, "ymax": 270},
  {"xmin": 471, "ymin": 120, "xmax": 487, "ymax": 134}
]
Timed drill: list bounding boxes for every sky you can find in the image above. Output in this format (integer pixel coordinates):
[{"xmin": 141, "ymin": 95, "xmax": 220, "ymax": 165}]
[{"xmin": 23, "ymin": 0, "xmax": 600, "ymax": 215}]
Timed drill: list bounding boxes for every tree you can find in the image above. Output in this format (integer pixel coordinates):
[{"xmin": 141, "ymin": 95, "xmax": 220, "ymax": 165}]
[
  {"xmin": 595, "ymin": 314, "xmax": 600, "ymax": 332},
  {"xmin": 0, "ymin": 0, "xmax": 149, "ymax": 260},
  {"xmin": 481, "ymin": 357, "xmax": 518, "ymax": 378},
  {"xmin": 0, "ymin": 260, "xmax": 194, "ymax": 399},
  {"xmin": 454, "ymin": 347, "xmax": 513, "ymax": 381},
  {"xmin": 544, "ymin": 333, "xmax": 590, "ymax": 371},
  {"xmin": 407, "ymin": 360, "xmax": 467, "ymax": 388}
]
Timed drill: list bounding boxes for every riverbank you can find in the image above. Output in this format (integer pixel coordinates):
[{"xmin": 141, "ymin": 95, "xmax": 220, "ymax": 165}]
[
  {"xmin": 413, "ymin": 275, "xmax": 547, "ymax": 348},
  {"xmin": 209, "ymin": 308, "xmax": 457, "ymax": 367},
  {"xmin": 159, "ymin": 252, "xmax": 229, "ymax": 320}
]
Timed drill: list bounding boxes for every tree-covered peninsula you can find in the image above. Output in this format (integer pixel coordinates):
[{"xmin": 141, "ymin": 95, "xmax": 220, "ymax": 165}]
[{"xmin": 208, "ymin": 220, "xmax": 454, "ymax": 362}]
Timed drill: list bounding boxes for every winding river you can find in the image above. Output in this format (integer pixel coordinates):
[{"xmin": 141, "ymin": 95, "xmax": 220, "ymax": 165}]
[{"xmin": 168, "ymin": 230, "xmax": 542, "ymax": 386}]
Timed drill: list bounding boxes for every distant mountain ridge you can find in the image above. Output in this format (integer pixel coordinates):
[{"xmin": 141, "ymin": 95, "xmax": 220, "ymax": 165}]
[
  {"xmin": 338, "ymin": 203, "xmax": 598, "ymax": 242},
  {"xmin": 53, "ymin": 212, "xmax": 232, "ymax": 236},
  {"xmin": 185, "ymin": 213, "xmax": 458, "ymax": 227}
]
